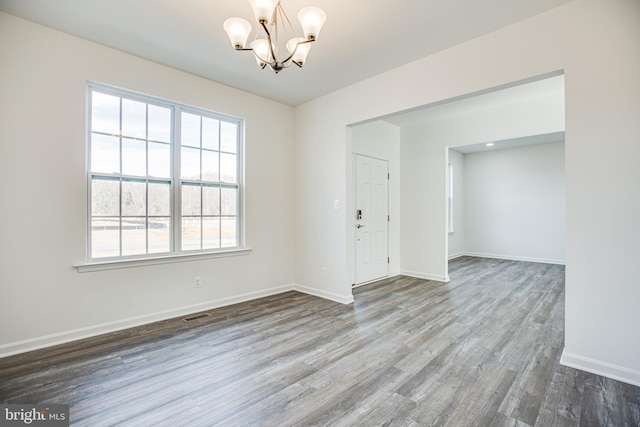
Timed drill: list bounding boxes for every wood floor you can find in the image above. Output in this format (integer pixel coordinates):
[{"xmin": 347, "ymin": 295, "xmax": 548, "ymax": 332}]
[{"xmin": 1, "ymin": 257, "xmax": 639, "ymax": 426}]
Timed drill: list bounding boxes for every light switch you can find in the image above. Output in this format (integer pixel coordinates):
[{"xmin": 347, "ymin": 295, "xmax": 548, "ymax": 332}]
[{"xmin": 333, "ymin": 199, "xmax": 339, "ymax": 210}]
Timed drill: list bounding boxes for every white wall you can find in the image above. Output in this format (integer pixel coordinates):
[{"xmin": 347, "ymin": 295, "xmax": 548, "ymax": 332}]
[
  {"xmin": 0, "ymin": 13, "xmax": 295, "ymax": 354},
  {"xmin": 294, "ymin": 0, "xmax": 640, "ymax": 385},
  {"xmin": 464, "ymin": 142, "xmax": 565, "ymax": 263},
  {"xmin": 350, "ymin": 121, "xmax": 401, "ymax": 279},
  {"xmin": 447, "ymin": 149, "xmax": 465, "ymax": 259}
]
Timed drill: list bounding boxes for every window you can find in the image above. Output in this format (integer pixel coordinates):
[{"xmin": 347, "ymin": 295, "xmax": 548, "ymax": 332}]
[
  {"xmin": 88, "ymin": 83, "xmax": 242, "ymax": 260},
  {"xmin": 447, "ymin": 162, "xmax": 454, "ymax": 234}
]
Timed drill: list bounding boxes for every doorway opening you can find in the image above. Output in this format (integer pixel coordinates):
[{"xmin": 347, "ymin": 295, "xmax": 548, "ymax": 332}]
[{"xmin": 347, "ymin": 72, "xmax": 565, "ymax": 289}]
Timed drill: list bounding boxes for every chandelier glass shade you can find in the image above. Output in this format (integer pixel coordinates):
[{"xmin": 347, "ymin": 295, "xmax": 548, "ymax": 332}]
[{"xmin": 223, "ymin": 0, "xmax": 326, "ymax": 73}]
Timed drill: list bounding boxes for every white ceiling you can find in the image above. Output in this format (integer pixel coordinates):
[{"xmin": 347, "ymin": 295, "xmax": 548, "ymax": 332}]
[
  {"xmin": 452, "ymin": 132, "xmax": 565, "ymax": 154},
  {"xmin": 0, "ymin": 0, "xmax": 573, "ymax": 106}
]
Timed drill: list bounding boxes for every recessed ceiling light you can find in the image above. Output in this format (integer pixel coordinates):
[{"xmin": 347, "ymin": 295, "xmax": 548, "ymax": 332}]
[{"xmin": 486, "ymin": 142, "xmax": 494, "ymax": 147}]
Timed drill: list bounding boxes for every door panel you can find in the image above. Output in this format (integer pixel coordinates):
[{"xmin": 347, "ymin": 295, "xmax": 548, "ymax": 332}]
[{"xmin": 355, "ymin": 155, "xmax": 389, "ymax": 284}]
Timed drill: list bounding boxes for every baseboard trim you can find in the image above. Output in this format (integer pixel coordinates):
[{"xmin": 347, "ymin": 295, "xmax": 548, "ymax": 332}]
[
  {"xmin": 0, "ymin": 284, "xmax": 296, "ymax": 359},
  {"xmin": 399, "ymin": 270, "xmax": 449, "ymax": 283},
  {"xmin": 462, "ymin": 252, "xmax": 565, "ymax": 265},
  {"xmin": 0, "ymin": 282, "xmax": 360, "ymax": 359},
  {"xmin": 293, "ymin": 284, "xmax": 355, "ymax": 305},
  {"xmin": 560, "ymin": 350, "xmax": 640, "ymax": 387},
  {"xmin": 448, "ymin": 253, "xmax": 465, "ymax": 261}
]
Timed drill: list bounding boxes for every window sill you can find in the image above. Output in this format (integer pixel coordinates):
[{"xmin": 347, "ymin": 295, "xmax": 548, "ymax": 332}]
[{"xmin": 74, "ymin": 248, "xmax": 252, "ymax": 273}]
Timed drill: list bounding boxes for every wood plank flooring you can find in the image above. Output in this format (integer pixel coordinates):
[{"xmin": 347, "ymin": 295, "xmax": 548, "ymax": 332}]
[{"xmin": 1, "ymin": 257, "xmax": 639, "ymax": 426}]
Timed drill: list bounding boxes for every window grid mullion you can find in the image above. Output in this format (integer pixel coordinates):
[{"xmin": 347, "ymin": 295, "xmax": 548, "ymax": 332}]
[
  {"xmin": 145, "ymin": 179, "xmax": 149, "ymax": 255},
  {"xmin": 118, "ymin": 178, "xmax": 123, "ymax": 257},
  {"xmin": 200, "ymin": 116, "xmax": 204, "ymax": 250},
  {"xmin": 235, "ymin": 123, "xmax": 242, "ymax": 246},
  {"xmin": 218, "ymin": 121, "xmax": 222, "ymax": 248},
  {"xmin": 200, "ymin": 185, "xmax": 204, "ymax": 250},
  {"xmin": 118, "ymin": 97, "xmax": 124, "ymax": 257},
  {"xmin": 173, "ymin": 106, "xmax": 182, "ymax": 253},
  {"xmin": 145, "ymin": 104, "xmax": 149, "ymax": 255}
]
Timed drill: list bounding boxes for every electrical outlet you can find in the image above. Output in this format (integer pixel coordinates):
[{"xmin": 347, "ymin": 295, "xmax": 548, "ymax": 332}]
[
  {"xmin": 321, "ymin": 267, "xmax": 328, "ymax": 277},
  {"xmin": 194, "ymin": 276, "xmax": 202, "ymax": 288}
]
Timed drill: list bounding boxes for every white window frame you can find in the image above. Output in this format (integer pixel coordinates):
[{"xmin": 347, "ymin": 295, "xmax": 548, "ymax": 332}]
[
  {"xmin": 447, "ymin": 162, "xmax": 454, "ymax": 234},
  {"xmin": 76, "ymin": 82, "xmax": 249, "ymax": 272}
]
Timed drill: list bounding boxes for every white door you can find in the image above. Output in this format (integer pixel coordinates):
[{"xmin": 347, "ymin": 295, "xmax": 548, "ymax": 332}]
[{"xmin": 355, "ymin": 154, "xmax": 389, "ymax": 285}]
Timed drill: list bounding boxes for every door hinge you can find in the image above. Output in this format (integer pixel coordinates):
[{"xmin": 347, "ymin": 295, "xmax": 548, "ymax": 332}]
[
  {"xmin": 388, "ymin": 257, "xmax": 390, "ymax": 264},
  {"xmin": 388, "ymin": 173, "xmax": 390, "ymax": 180},
  {"xmin": 388, "ymin": 215, "xmax": 390, "ymax": 222}
]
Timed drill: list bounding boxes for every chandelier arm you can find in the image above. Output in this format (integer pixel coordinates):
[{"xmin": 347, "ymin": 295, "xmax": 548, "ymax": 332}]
[
  {"xmin": 280, "ymin": 4, "xmax": 295, "ymax": 35},
  {"xmin": 259, "ymin": 21, "xmax": 279, "ymax": 66},
  {"xmin": 279, "ymin": 39, "xmax": 314, "ymax": 67},
  {"xmin": 277, "ymin": 3, "xmax": 296, "ymax": 48}
]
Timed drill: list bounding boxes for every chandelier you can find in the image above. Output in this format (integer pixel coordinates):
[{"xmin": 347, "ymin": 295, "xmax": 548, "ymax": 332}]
[{"xmin": 223, "ymin": 0, "xmax": 326, "ymax": 73}]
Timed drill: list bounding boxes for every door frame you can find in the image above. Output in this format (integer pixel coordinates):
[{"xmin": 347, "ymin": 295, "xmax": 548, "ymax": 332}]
[{"xmin": 352, "ymin": 153, "xmax": 390, "ymax": 287}]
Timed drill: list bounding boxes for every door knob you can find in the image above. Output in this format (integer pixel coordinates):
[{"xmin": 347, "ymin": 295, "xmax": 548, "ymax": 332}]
[{"xmin": 357, "ymin": 224, "xmax": 365, "ymax": 228}]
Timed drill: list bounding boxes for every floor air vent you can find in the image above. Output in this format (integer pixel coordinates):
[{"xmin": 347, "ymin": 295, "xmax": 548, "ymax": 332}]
[{"xmin": 183, "ymin": 313, "xmax": 210, "ymax": 322}]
